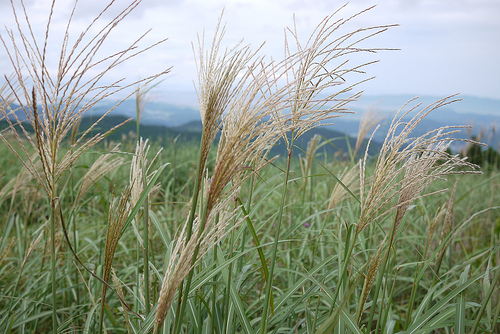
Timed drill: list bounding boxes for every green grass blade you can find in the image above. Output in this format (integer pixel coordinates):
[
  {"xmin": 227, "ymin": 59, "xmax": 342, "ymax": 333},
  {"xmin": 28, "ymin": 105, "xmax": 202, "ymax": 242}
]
[
  {"xmin": 217, "ymin": 247, "xmax": 253, "ymax": 334},
  {"xmin": 120, "ymin": 163, "xmax": 170, "ymax": 239},
  {"xmin": 455, "ymin": 265, "xmax": 470, "ymax": 334},
  {"xmin": 405, "ymin": 274, "xmax": 481, "ymax": 334},
  {"xmin": 83, "ymin": 303, "xmax": 100, "ymax": 334}
]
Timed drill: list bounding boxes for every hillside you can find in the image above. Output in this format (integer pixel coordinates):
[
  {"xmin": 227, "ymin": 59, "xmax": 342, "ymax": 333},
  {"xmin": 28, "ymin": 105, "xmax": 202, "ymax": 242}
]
[{"xmin": 0, "ymin": 115, "xmax": 381, "ymax": 159}]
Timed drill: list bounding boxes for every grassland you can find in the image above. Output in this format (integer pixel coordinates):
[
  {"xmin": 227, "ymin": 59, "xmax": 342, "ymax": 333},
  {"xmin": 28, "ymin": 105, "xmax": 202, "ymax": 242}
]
[
  {"xmin": 0, "ymin": 126, "xmax": 499, "ymax": 333},
  {"xmin": 1, "ymin": 1, "xmax": 499, "ymax": 333}
]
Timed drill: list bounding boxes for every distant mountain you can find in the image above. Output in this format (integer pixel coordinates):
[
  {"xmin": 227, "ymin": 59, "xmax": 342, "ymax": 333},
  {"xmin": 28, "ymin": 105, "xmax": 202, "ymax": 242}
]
[
  {"xmin": 4, "ymin": 93, "xmax": 499, "ymax": 153},
  {"xmin": 0, "ymin": 114, "xmax": 380, "ymax": 160},
  {"xmin": 349, "ymin": 94, "xmax": 500, "ymax": 116},
  {"xmin": 77, "ymin": 115, "xmax": 203, "ymax": 144},
  {"xmin": 332, "ymin": 94, "xmax": 500, "ymax": 150},
  {"xmin": 89, "ymin": 99, "xmax": 201, "ymax": 127}
]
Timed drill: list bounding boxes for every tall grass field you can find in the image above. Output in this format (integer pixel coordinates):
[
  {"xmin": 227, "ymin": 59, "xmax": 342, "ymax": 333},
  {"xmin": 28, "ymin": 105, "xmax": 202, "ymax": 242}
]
[{"xmin": 1, "ymin": 1, "xmax": 499, "ymax": 333}]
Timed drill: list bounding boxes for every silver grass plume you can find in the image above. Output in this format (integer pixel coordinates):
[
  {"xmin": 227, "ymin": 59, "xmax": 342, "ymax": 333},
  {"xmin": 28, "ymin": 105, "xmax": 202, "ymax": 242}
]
[
  {"xmin": 76, "ymin": 145, "xmax": 124, "ymax": 205},
  {"xmin": 101, "ymin": 186, "xmax": 133, "ymax": 325},
  {"xmin": 358, "ymin": 96, "xmax": 481, "ymax": 234},
  {"xmin": 279, "ymin": 5, "xmax": 395, "ymax": 146},
  {"xmin": 0, "ymin": 0, "xmax": 170, "ymax": 198},
  {"xmin": 154, "ymin": 193, "xmax": 243, "ymax": 332},
  {"xmin": 354, "ymin": 107, "xmax": 383, "ymax": 158},
  {"xmin": 327, "ymin": 161, "xmax": 360, "ymax": 215},
  {"xmin": 130, "ymin": 138, "xmax": 162, "ymax": 210},
  {"xmin": 355, "ymin": 98, "xmax": 481, "ymax": 322},
  {"xmin": 155, "ymin": 7, "xmax": 396, "ymax": 332}
]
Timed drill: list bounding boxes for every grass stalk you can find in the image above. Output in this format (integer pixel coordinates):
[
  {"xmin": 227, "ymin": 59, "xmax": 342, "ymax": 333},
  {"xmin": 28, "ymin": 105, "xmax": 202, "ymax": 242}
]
[
  {"xmin": 211, "ymin": 214, "xmax": 220, "ymax": 334},
  {"xmin": 171, "ymin": 140, "xmax": 206, "ymax": 334},
  {"xmin": 174, "ymin": 201, "xmax": 210, "ymax": 334},
  {"xmin": 259, "ymin": 144, "xmax": 294, "ymax": 334},
  {"xmin": 470, "ymin": 262, "xmax": 500, "ymax": 333},
  {"xmin": 366, "ymin": 215, "xmax": 398, "ymax": 332},
  {"xmin": 143, "ymin": 167, "xmax": 151, "ymax": 313},
  {"xmin": 50, "ymin": 198, "xmax": 57, "ymax": 334},
  {"xmin": 222, "ymin": 211, "xmax": 236, "ymax": 334}
]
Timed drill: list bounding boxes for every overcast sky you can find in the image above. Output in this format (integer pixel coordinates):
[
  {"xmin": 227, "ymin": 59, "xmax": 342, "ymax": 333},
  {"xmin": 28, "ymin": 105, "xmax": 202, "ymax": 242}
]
[{"xmin": 1, "ymin": 0, "xmax": 499, "ymax": 102}]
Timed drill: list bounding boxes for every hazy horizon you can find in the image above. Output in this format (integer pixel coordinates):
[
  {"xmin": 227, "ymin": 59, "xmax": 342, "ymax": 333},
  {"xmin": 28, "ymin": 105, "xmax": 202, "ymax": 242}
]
[{"xmin": 1, "ymin": 0, "xmax": 499, "ymax": 101}]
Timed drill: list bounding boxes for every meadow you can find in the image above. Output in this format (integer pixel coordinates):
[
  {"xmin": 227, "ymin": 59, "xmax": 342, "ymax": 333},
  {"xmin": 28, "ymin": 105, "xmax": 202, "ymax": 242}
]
[{"xmin": 1, "ymin": 1, "xmax": 499, "ymax": 333}]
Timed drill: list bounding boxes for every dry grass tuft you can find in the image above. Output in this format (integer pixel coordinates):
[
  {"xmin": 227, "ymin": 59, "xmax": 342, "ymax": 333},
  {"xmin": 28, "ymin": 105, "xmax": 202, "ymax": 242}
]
[
  {"xmin": 426, "ymin": 202, "xmax": 447, "ymax": 259},
  {"xmin": 356, "ymin": 234, "xmax": 387, "ymax": 321},
  {"xmin": 354, "ymin": 98, "xmax": 481, "ymax": 324},
  {"xmin": 0, "ymin": 0, "xmax": 169, "ymax": 198},
  {"xmin": 358, "ymin": 96, "xmax": 481, "ymax": 234},
  {"xmin": 155, "ymin": 7, "xmax": 395, "ymax": 332},
  {"xmin": 300, "ymin": 134, "xmax": 322, "ymax": 190},
  {"xmin": 0, "ymin": 3, "xmax": 169, "ymax": 329},
  {"xmin": 154, "ymin": 193, "xmax": 242, "ymax": 332},
  {"xmin": 435, "ymin": 179, "xmax": 458, "ymax": 274},
  {"xmin": 101, "ymin": 186, "xmax": 133, "ymax": 317},
  {"xmin": 193, "ymin": 15, "xmax": 260, "ymax": 191},
  {"xmin": 327, "ymin": 161, "xmax": 360, "ymax": 215},
  {"xmin": 280, "ymin": 5, "xmax": 395, "ymax": 146},
  {"xmin": 0, "ymin": 238, "xmax": 16, "ymax": 269},
  {"xmin": 76, "ymin": 144, "xmax": 124, "ymax": 205},
  {"xmin": 130, "ymin": 138, "xmax": 162, "ymax": 210},
  {"xmin": 354, "ymin": 107, "xmax": 383, "ymax": 158},
  {"xmin": 112, "ymin": 267, "xmax": 132, "ymax": 334}
]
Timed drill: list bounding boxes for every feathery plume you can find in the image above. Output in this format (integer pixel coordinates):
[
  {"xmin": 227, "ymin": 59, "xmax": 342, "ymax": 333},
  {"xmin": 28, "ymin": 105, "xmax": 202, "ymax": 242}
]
[
  {"xmin": 327, "ymin": 161, "xmax": 360, "ymax": 214},
  {"xmin": 20, "ymin": 231, "xmax": 44, "ymax": 271},
  {"xmin": 358, "ymin": 96, "xmax": 481, "ymax": 234},
  {"xmin": 154, "ymin": 193, "xmax": 242, "ymax": 332},
  {"xmin": 130, "ymin": 138, "xmax": 162, "ymax": 209},
  {"xmin": 0, "ymin": 238, "xmax": 16, "ymax": 269},
  {"xmin": 280, "ymin": 6, "xmax": 395, "ymax": 146},
  {"xmin": 112, "ymin": 268, "xmax": 132, "ymax": 334},
  {"xmin": 76, "ymin": 145, "xmax": 124, "ymax": 205},
  {"xmin": 435, "ymin": 180, "xmax": 458, "ymax": 274},
  {"xmin": 0, "ymin": 0, "xmax": 170, "ymax": 197},
  {"xmin": 300, "ymin": 134, "xmax": 322, "ymax": 191},
  {"xmin": 354, "ymin": 107, "xmax": 383, "ymax": 158},
  {"xmin": 101, "ymin": 186, "xmax": 133, "ymax": 321},
  {"xmin": 193, "ymin": 15, "xmax": 260, "ymax": 191},
  {"xmin": 356, "ymin": 235, "xmax": 387, "ymax": 322},
  {"xmin": 426, "ymin": 203, "xmax": 447, "ymax": 259},
  {"xmin": 157, "ymin": 7, "xmax": 396, "ymax": 332}
]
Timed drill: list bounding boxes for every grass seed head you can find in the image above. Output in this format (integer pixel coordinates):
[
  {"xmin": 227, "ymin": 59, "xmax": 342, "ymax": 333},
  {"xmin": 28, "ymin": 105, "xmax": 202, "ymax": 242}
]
[
  {"xmin": 327, "ymin": 161, "xmax": 361, "ymax": 215},
  {"xmin": 354, "ymin": 107, "xmax": 383, "ymax": 158},
  {"xmin": 358, "ymin": 96, "xmax": 481, "ymax": 234},
  {"xmin": 77, "ymin": 144, "xmax": 124, "ymax": 205},
  {"xmin": 0, "ymin": 0, "xmax": 169, "ymax": 198},
  {"xmin": 101, "ymin": 185, "xmax": 133, "ymax": 308}
]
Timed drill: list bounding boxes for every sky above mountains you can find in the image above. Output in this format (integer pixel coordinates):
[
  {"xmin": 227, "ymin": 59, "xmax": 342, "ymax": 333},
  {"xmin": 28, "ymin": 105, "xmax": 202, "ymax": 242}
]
[{"xmin": 1, "ymin": 0, "xmax": 499, "ymax": 101}]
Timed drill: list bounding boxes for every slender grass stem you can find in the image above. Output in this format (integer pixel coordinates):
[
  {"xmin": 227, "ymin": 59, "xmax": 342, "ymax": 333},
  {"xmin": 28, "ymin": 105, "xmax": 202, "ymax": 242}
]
[
  {"xmin": 222, "ymin": 224, "xmax": 235, "ymax": 334},
  {"xmin": 238, "ymin": 174, "xmax": 255, "ymax": 273},
  {"xmin": 143, "ymin": 209, "xmax": 150, "ymax": 312},
  {"xmin": 328, "ymin": 225, "xmax": 356, "ymax": 314},
  {"xmin": 174, "ymin": 201, "xmax": 209, "ymax": 334},
  {"xmin": 259, "ymin": 145, "xmax": 293, "ymax": 334},
  {"xmin": 143, "ymin": 167, "xmax": 151, "ymax": 313},
  {"xmin": 50, "ymin": 198, "xmax": 57, "ymax": 334},
  {"xmin": 366, "ymin": 216, "xmax": 398, "ymax": 332},
  {"xmin": 211, "ymin": 215, "xmax": 219, "ymax": 334},
  {"xmin": 172, "ymin": 138, "xmax": 206, "ymax": 334}
]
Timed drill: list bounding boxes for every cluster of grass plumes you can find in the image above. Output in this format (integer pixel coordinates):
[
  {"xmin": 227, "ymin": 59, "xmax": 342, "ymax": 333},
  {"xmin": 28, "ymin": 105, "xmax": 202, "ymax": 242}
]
[
  {"xmin": 0, "ymin": 0, "xmax": 169, "ymax": 332},
  {"xmin": 1, "ymin": 2, "xmax": 500, "ymax": 334},
  {"xmin": 1, "ymin": 116, "xmax": 499, "ymax": 333}
]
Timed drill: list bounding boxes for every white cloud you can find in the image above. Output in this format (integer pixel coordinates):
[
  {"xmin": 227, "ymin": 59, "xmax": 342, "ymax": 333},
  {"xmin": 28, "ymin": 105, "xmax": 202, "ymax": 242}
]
[{"xmin": 1, "ymin": 0, "xmax": 499, "ymax": 100}]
